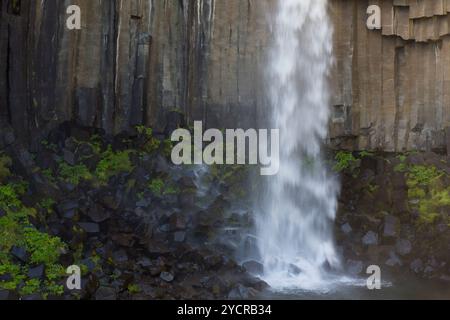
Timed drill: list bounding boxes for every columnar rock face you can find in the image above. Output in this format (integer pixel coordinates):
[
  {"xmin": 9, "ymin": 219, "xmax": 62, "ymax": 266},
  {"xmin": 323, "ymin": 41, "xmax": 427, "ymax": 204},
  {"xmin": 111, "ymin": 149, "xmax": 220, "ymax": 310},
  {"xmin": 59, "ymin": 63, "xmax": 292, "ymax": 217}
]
[
  {"xmin": 1, "ymin": 0, "xmax": 450, "ymax": 152},
  {"xmin": 0, "ymin": 0, "xmax": 272, "ymax": 150},
  {"xmin": 330, "ymin": 0, "xmax": 450, "ymax": 152}
]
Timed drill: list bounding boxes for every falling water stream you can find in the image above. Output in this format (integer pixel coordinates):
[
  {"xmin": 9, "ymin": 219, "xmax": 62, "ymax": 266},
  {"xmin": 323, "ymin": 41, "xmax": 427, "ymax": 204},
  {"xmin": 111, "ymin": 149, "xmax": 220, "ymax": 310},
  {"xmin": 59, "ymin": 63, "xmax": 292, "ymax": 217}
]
[{"xmin": 255, "ymin": 0, "xmax": 341, "ymax": 291}]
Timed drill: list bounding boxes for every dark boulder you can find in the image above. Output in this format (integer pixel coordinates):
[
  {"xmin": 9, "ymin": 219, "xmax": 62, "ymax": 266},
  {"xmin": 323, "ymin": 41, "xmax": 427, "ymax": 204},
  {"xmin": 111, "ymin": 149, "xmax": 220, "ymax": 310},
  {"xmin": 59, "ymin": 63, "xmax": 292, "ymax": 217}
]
[
  {"xmin": 242, "ymin": 260, "xmax": 264, "ymax": 275},
  {"xmin": 28, "ymin": 265, "xmax": 45, "ymax": 279}
]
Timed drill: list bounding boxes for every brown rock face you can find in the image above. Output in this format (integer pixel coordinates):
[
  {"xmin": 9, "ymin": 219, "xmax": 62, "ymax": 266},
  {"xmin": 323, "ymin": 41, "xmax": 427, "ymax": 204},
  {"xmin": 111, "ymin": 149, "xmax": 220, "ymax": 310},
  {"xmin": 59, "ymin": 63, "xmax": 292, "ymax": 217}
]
[
  {"xmin": 330, "ymin": 0, "xmax": 450, "ymax": 152},
  {"xmin": 0, "ymin": 0, "xmax": 272, "ymax": 149},
  {"xmin": 1, "ymin": 0, "xmax": 450, "ymax": 153}
]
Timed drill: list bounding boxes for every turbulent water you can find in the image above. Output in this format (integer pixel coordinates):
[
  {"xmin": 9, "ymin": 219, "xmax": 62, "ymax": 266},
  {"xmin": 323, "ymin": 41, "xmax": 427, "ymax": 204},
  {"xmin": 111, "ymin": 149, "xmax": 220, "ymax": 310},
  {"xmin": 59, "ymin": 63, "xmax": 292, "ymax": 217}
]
[{"xmin": 255, "ymin": 0, "xmax": 340, "ymax": 291}]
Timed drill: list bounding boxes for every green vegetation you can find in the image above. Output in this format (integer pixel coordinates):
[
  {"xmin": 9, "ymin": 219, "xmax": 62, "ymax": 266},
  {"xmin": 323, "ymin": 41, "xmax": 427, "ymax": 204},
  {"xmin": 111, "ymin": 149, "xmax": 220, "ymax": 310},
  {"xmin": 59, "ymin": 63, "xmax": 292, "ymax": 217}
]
[
  {"xmin": 148, "ymin": 178, "xmax": 179, "ymax": 197},
  {"xmin": 136, "ymin": 125, "xmax": 162, "ymax": 154},
  {"xmin": 0, "ymin": 159, "xmax": 66, "ymax": 297},
  {"xmin": 127, "ymin": 283, "xmax": 141, "ymax": 294},
  {"xmin": 0, "ymin": 154, "xmax": 12, "ymax": 182},
  {"xmin": 407, "ymin": 165, "xmax": 443, "ymax": 187},
  {"xmin": 95, "ymin": 146, "xmax": 134, "ymax": 183},
  {"xmin": 405, "ymin": 164, "xmax": 450, "ymax": 225},
  {"xmin": 59, "ymin": 163, "xmax": 93, "ymax": 185},
  {"xmin": 149, "ymin": 179, "xmax": 164, "ymax": 196},
  {"xmin": 333, "ymin": 151, "xmax": 361, "ymax": 177}
]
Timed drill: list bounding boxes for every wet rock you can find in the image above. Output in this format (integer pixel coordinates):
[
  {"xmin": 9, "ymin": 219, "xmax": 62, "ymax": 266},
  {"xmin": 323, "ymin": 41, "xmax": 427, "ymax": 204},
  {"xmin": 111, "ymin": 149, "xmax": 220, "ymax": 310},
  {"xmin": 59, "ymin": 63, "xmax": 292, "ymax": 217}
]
[
  {"xmin": 80, "ymin": 258, "xmax": 96, "ymax": 272},
  {"xmin": 87, "ymin": 204, "xmax": 111, "ymax": 223},
  {"xmin": 136, "ymin": 198, "xmax": 151, "ymax": 208},
  {"xmin": 227, "ymin": 284, "xmax": 258, "ymax": 300},
  {"xmin": 137, "ymin": 257, "xmax": 152, "ymax": 268},
  {"xmin": 437, "ymin": 224, "xmax": 449, "ymax": 233},
  {"xmin": 439, "ymin": 274, "xmax": 450, "ymax": 282},
  {"xmin": 154, "ymin": 155, "xmax": 170, "ymax": 174},
  {"xmin": 395, "ymin": 239, "xmax": 412, "ymax": 256},
  {"xmin": 63, "ymin": 149, "xmax": 76, "ymax": 166},
  {"xmin": 113, "ymin": 249, "xmax": 128, "ymax": 264},
  {"xmin": 22, "ymin": 294, "xmax": 43, "ymax": 300},
  {"xmin": 111, "ymin": 233, "xmax": 135, "ymax": 247},
  {"xmin": 362, "ymin": 231, "xmax": 379, "ymax": 246},
  {"xmin": 424, "ymin": 265, "xmax": 435, "ymax": 276},
  {"xmin": 147, "ymin": 240, "xmax": 172, "ymax": 256},
  {"xmin": 341, "ymin": 223, "xmax": 352, "ymax": 235},
  {"xmin": 140, "ymin": 284, "xmax": 157, "ymax": 298},
  {"xmin": 346, "ymin": 260, "xmax": 363, "ymax": 275},
  {"xmin": 35, "ymin": 151, "xmax": 56, "ymax": 170},
  {"xmin": 385, "ymin": 251, "xmax": 403, "ymax": 267},
  {"xmin": 173, "ymin": 231, "xmax": 186, "ymax": 243},
  {"xmin": 169, "ymin": 214, "xmax": 187, "ymax": 231},
  {"xmin": 288, "ymin": 264, "xmax": 302, "ymax": 276},
  {"xmin": 242, "ymin": 260, "xmax": 264, "ymax": 275},
  {"xmin": 0, "ymin": 273, "xmax": 12, "ymax": 282},
  {"xmin": 98, "ymin": 192, "xmax": 120, "ymax": 210},
  {"xmin": 410, "ymin": 259, "xmax": 424, "ymax": 274},
  {"xmin": 95, "ymin": 287, "xmax": 117, "ymax": 300},
  {"xmin": 28, "ymin": 265, "xmax": 45, "ymax": 279},
  {"xmin": 383, "ymin": 215, "xmax": 399, "ymax": 238},
  {"xmin": 204, "ymin": 255, "xmax": 224, "ymax": 269},
  {"xmin": 179, "ymin": 193, "xmax": 195, "ymax": 209},
  {"xmin": 78, "ymin": 222, "xmax": 100, "ymax": 233},
  {"xmin": 57, "ymin": 200, "xmax": 79, "ymax": 219},
  {"xmin": 0, "ymin": 290, "xmax": 10, "ymax": 300},
  {"xmin": 160, "ymin": 272, "xmax": 175, "ymax": 283},
  {"xmin": 75, "ymin": 143, "xmax": 95, "ymax": 160},
  {"xmin": 10, "ymin": 246, "xmax": 28, "ymax": 262}
]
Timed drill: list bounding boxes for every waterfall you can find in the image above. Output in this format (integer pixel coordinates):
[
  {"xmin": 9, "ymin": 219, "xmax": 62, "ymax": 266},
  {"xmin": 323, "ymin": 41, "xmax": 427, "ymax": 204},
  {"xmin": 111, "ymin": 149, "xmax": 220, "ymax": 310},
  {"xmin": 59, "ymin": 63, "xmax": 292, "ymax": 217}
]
[{"xmin": 255, "ymin": 0, "xmax": 340, "ymax": 291}]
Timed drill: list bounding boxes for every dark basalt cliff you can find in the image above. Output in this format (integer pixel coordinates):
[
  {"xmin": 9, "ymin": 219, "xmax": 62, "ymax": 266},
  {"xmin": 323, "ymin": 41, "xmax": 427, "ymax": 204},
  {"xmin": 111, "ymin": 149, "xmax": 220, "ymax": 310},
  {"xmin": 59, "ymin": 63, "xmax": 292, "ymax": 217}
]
[{"xmin": 1, "ymin": 0, "xmax": 450, "ymax": 151}]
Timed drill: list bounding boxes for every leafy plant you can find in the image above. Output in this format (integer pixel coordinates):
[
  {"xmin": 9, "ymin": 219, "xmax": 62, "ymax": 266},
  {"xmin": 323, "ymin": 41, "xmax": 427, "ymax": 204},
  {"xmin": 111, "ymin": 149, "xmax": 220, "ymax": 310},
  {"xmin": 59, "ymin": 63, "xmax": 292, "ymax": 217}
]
[
  {"xmin": 333, "ymin": 151, "xmax": 360, "ymax": 175},
  {"xmin": 0, "ymin": 154, "xmax": 12, "ymax": 182},
  {"xmin": 407, "ymin": 165, "xmax": 443, "ymax": 187},
  {"xmin": 59, "ymin": 163, "xmax": 93, "ymax": 185},
  {"xmin": 20, "ymin": 279, "xmax": 41, "ymax": 296},
  {"xmin": 149, "ymin": 179, "xmax": 164, "ymax": 196},
  {"xmin": 127, "ymin": 283, "xmax": 141, "ymax": 294},
  {"xmin": 95, "ymin": 146, "xmax": 134, "ymax": 183}
]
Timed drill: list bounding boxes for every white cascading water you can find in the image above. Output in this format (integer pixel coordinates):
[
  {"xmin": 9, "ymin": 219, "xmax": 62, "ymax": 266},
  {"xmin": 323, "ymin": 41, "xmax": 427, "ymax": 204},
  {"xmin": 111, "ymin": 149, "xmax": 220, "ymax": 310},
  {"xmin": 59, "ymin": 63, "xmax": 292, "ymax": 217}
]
[{"xmin": 256, "ymin": 0, "xmax": 340, "ymax": 291}]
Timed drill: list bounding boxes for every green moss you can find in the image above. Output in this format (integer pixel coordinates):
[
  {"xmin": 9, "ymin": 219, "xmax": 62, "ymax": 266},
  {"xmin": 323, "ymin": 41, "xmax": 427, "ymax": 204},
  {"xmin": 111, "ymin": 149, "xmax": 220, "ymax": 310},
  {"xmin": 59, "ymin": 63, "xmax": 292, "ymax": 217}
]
[
  {"xmin": 149, "ymin": 179, "xmax": 164, "ymax": 196},
  {"xmin": 41, "ymin": 140, "xmax": 58, "ymax": 153},
  {"xmin": 359, "ymin": 150, "xmax": 374, "ymax": 158},
  {"xmin": 163, "ymin": 185, "xmax": 179, "ymax": 196},
  {"xmin": 44, "ymin": 281, "xmax": 64, "ymax": 297},
  {"xmin": 135, "ymin": 125, "xmax": 152, "ymax": 137},
  {"xmin": 0, "ymin": 184, "xmax": 22, "ymax": 208},
  {"xmin": 59, "ymin": 163, "xmax": 93, "ymax": 185},
  {"xmin": 41, "ymin": 168, "xmax": 56, "ymax": 184},
  {"xmin": 333, "ymin": 151, "xmax": 360, "ymax": 176},
  {"xmin": 23, "ymin": 227, "xmax": 65, "ymax": 265},
  {"xmin": 408, "ymin": 187, "xmax": 426, "ymax": 199},
  {"xmin": 163, "ymin": 139, "xmax": 174, "ymax": 158},
  {"xmin": 127, "ymin": 283, "xmax": 141, "ymax": 294},
  {"xmin": 404, "ymin": 163, "xmax": 450, "ymax": 225},
  {"xmin": 39, "ymin": 198, "xmax": 55, "ymax": 212},
  {"xmin": 20, "ymin": 279, "xmax": 41, "ymax": 296},
  {"xmin": 0, "ymin": 179, "xmax": 66, "ymax": 296},
  {"xmin": 95, "ymin": 146, "xmax": 134, "ymax": 183},
  {"xmin": 407, "ymin": 165, "xmax": 443, "ymax": 188},
  {"xmin": 394, "ymin": 159, "xmax": 408, "ymax": 173},
  {"xmin": 0, "ymin": 262, "xmax": 25, "ymax": 291},
  {"xmin": 0, "ymin": 154, "xmax": 12, "ymax": 182}
]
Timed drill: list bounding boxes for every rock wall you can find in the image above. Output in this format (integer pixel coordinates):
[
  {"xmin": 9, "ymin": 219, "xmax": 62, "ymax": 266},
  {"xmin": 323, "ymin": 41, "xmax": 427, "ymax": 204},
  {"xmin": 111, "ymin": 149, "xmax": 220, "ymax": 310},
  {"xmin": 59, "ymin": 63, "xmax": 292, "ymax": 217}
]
[
  {"xmin": 1, "ymin": 0, "xmax": 450, "ymax": 152},
  {"xmin": 0, "ymin": 0, "xmax": 271, "ymax": 150},
  {"xmin": 330, "ymin": 0, "xmax": 450, "ymax": 152}
]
